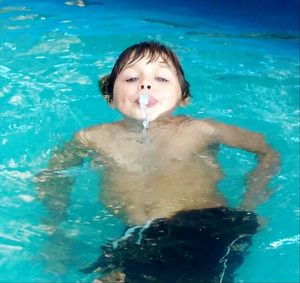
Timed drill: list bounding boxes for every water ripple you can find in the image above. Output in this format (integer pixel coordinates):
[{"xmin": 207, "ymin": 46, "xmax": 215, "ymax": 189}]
[{"xmin": 268, "ymin": 235, "xmax": 300, "ymax": 249}]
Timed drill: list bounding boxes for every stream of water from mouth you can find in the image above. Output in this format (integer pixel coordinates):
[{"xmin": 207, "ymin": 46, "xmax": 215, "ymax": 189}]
[{"xmin": 139, "ymin": 93, "xmax": 150, "ymax": 143}]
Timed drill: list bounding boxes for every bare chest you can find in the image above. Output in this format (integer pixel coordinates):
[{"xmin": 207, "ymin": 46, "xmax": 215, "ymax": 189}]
[{"xmin": 97, "ymin": 131, "xmax": 207, "ymax": 169}]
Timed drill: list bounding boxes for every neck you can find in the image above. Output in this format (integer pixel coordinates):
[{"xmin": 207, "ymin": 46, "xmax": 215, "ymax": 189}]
[{"xmin": 121, "ymin": 114, "xmax": 174, "ymax": 132}]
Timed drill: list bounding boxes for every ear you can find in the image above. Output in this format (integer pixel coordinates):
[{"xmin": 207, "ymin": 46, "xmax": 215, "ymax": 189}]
[
  {"xmin": 109, "ymin": 99, "xmax": 116, "ymax": 108},
  {"xmin": 99, "ymin": 74, "xmax": 114, "ymax": 105},
  {"xmin": 179, "ymin": 96, "xmax": 189, "ymax": 106}
]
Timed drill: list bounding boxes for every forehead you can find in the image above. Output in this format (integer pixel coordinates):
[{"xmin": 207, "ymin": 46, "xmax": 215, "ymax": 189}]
[{"xmin": 121, "ymin": 52, "xmax": 174, "ymax": 71}]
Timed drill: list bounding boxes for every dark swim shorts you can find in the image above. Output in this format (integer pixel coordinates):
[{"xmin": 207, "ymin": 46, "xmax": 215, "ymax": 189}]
[{"xmin": 82, "ymin": 207, "xmax": 259, "ymax": 283}]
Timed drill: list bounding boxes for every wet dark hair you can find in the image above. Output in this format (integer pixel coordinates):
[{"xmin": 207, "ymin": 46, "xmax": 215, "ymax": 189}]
[{"xmin": 99, "ymin": 41, "xmax": 191, "ymax": 103}]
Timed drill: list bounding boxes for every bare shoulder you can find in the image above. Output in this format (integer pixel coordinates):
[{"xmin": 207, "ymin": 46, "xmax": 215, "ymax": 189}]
[
  {"xmin": 183, "ymin": 117, "xmax": 218, "ymax": 135},
  {"xmin": 74, "ymin": 123, "xmax": 117, "ymax": 149},
  {"xmin": 188, "ymin": 118, "xmax": 249, "ymax": 136}
]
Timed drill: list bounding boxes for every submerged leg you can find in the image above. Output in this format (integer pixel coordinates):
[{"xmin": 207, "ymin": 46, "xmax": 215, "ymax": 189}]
[{"xmin": 94, "ymin": 269, "xmax": 126, "ymax": 283}]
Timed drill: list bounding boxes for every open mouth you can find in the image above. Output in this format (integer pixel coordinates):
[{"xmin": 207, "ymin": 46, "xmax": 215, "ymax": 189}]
[{"xmin": 135, "ymin": 96, "xmax": 158, "ymax": 107}]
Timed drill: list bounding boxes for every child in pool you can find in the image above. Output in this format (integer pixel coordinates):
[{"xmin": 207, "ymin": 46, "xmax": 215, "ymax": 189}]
[{"xmin": 35, "ymin": 41, "xmax": 279, "ymax": 282}]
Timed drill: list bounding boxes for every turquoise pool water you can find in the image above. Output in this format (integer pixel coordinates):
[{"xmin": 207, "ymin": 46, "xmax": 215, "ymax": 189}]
[{"xmin": 0, "ymin": 0, "xmax": 299, "ymax": 282}]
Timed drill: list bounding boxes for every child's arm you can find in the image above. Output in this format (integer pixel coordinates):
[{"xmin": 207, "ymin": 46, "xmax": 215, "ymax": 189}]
[
  {"xmin": 205, "ymin": 120, "xmax": 280, "ymax": 211},
  {"xmin": 33, "ymin": 133, "xmax": 90, "ymax": 228}
]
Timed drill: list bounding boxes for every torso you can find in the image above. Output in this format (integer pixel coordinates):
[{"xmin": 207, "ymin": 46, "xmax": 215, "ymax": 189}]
[{"xmin": 80, "ymin": 116, "xmax": 227, "ymax": 225}]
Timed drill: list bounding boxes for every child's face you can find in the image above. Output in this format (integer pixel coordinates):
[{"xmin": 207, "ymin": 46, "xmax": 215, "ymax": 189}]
[{"xmin": 112, "ymin": 54, "xmax": 183, "ymax": 122}]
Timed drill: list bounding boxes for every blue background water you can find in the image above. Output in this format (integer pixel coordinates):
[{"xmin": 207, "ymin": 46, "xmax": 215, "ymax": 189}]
[{"xmin": 0, "ymin": 0, "xmax": 299, "ymax": 282}]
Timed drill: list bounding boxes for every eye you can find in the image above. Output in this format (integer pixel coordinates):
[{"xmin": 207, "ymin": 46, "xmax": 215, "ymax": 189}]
[
  {"xmin": 155, "ymin": 77, "xmax": 168, "ymax": 82},
  {"xmin": 126, "ymin": 77, "xmax": 139, "ymax": 82}
]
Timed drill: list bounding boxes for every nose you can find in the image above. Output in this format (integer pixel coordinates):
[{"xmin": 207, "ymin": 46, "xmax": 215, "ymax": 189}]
[{"xmin": 139, "ymin": 83, "xmax": 151, "ymax": 90}]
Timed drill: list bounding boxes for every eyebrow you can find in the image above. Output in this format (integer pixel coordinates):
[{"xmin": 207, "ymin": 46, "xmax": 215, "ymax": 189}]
[
  {"xmin": 155, "ymin": 60, "xmax": 171, "ymax": 67},
  {"xmin": 156, "ymin": 61, "xmax": 177, "ymax": 74}
]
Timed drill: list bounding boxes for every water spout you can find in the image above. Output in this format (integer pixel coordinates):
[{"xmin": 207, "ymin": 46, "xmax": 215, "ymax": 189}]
[
  {"xmin": 139, "ymin": 93, "xmax": 149, "ymax": 130},
  {"xmin": 139, "ymin": 93, "xmax": 150, "ymax": 143}
]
